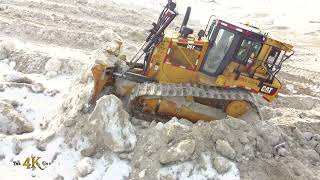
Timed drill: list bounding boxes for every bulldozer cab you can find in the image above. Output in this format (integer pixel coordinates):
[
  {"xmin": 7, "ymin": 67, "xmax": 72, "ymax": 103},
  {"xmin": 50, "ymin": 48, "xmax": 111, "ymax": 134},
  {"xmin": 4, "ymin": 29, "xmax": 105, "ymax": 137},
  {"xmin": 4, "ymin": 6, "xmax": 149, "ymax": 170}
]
[{"xmin": 201, "ymin": 18, "xmax": 293, "ymax": 83}]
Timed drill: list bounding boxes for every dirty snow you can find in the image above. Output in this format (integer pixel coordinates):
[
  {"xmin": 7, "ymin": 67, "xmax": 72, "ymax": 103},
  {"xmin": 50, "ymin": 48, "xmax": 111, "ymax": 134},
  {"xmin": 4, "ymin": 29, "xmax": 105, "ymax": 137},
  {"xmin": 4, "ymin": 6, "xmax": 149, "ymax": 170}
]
[
  {"xmin": 158, "ymin": 154, "xmax": 240, "ymax": 180},
  {"xmin": 0, "ymin": 137, "xmax": 130, "ymax": 180}
]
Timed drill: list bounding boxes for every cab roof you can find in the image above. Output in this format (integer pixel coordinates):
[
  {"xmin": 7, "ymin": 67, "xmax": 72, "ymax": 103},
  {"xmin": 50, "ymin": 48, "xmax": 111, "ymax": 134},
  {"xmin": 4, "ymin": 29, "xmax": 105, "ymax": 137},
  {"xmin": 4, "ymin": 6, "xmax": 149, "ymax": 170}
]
[
  {"xmin": 216, "ymin": 19, "xmax": 265, "ymax": 41},
  {"xmin": 215, "ymin": 19, "xmax": 293, "ymax": 51}
]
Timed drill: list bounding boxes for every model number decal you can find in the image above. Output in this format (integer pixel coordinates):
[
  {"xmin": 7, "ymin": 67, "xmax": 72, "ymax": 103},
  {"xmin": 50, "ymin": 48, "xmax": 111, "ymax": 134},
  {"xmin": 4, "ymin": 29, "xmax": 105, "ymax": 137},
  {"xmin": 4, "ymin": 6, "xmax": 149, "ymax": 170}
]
[
  {"xmin": 187, "ymin": 44, "xmax": 195, "ymax": 49},
  {"xmin": 177, "ymin": 43, "xmax": 203, "ymax": 51}
]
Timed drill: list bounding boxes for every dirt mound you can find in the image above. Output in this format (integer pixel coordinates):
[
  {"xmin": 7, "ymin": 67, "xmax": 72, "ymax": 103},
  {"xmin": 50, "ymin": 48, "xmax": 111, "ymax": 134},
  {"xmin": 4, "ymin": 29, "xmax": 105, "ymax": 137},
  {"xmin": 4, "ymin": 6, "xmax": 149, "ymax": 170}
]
[{"xmin": 128, "ymin": 116, "xmax": 320, "ymax": 179}]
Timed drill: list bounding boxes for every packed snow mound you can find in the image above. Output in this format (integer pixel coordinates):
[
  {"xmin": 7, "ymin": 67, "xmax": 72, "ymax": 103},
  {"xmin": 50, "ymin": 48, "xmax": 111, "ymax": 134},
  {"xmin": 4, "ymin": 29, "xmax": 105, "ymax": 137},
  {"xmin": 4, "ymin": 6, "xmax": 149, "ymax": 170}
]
[
  {"xmin": 92, "ymin": 38, "xmax": 129, "ymax": 73},
  {"xmin": 0, "ymin": 101, "xmax": 33, "ymax": 135},
  {"xmin": 128, "ymin": 117, "xmax": 320, "ymax": 179},
  {"xmin": 0, "ymin": 41, "xmax": 15, "ymax": 60},
  {"xmin": 76, "ymin": 157, "xmax": 95, "ymax": 177},
  {"xmin": 5, "ymin": 71, "xmax": 33, "ymax": 84},
  {"xmin": 85, "ymin": 95, "xmax": 136, "ymax": 153}
]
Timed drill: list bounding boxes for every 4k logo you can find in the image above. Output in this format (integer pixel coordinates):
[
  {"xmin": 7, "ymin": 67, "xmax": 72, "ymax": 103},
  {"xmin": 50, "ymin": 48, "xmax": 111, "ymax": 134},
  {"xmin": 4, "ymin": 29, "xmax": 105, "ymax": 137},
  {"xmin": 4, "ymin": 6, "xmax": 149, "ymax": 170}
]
[
  {"xmin": 23, "ymin": 156, "xmax": 44, "ymax": 170},
  {"xmin": 13, "ymin": 156, "xmax": 50, "ymax": 170}
]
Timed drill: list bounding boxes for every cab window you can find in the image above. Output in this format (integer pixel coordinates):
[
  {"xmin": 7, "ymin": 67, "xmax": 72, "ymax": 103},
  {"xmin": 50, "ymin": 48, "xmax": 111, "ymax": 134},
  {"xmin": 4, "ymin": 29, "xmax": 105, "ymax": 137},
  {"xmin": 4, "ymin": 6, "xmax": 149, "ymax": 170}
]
[
  {"xmin": 267, "ymin": 48, "xmax": 280, "ymax": 64},
  {"xmin": 266, "ymin": 48, "xmax": 281, "ymax": 71},
  {"xmin": 235, "ymin": 39, "xmax": 252, "ymax": 61},
  {"xmin": 251, "ymin": 42, "xmax": 262, "ymax": 58},
  {"xmin": 202, "ymin": 28, "xmax": 235, "ymax": 74},
  {"xmin": 235, "ymin": 39, "xmax": 261, "ymax": 62}
]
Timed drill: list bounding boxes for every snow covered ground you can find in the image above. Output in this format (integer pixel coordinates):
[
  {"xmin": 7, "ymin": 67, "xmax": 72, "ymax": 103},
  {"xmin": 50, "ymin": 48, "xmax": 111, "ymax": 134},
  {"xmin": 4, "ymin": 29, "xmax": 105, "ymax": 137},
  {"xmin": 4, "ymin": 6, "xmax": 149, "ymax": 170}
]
[
  {"xmin": 0, "ymin": 0, "xmax": 319, "ymax": 179},
  {"xmin": 0, "ymin": 137, "xmax": 131, "ymax": 180}
]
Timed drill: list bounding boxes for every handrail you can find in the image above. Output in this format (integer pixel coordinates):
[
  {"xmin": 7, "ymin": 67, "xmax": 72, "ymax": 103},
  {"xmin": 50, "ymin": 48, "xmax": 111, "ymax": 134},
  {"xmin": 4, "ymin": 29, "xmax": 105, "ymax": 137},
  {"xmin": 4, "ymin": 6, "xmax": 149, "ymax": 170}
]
[
  {"xmin": 204, "ymin": 15, "xmax": 216, "ymax": 36},
  {"xmin": 247, "ymin": 49, "xmax": 294, "ymax": 83}
]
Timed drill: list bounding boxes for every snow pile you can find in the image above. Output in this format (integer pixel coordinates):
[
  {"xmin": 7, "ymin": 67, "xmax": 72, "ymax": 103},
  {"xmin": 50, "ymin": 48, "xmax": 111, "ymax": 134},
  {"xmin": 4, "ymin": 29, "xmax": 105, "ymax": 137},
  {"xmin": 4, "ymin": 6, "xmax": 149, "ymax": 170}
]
[
  {"xmin": 85, "ymin": 95, "xmax": 137, "ymax": 153},
  {"xmin": 76, "ymin": 157, "xmax": 95, "ymax": 177},
  {"xmin": 0, "ymin": 101, "xmax": 33, "ymax": 135},
  {"xmin": 5, "ymin": 71, "xmax": 33, "ymax": 84},
  {"xmin": 0, "ymin": 136, "xmax": 131, "ymax": 180},
  {"xmin": 159, "ymin": 138, "xmax": 196, "ymax": 164},
  {"xmin": 127, "ymin": 117, "xmax": 320, "ymax": 179},
  {"xmin": 158, "ymin": 154, "xmax": 240, "ymax": 180},
  {"xmin": 0, "ymin": 41, "xmax": 133, "ymax": 179},
  {"xmin": 44, "ymin": 58, "xmax": 62, "ymax": 78},
  {"xmin": 0, "ymin": 41, "xmax": 15, "ymax": 60}
]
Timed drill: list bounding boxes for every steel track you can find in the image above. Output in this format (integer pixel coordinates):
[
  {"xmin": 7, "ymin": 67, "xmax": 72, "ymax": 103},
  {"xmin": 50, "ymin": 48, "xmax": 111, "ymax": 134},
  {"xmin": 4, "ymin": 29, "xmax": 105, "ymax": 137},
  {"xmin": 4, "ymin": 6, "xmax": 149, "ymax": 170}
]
[{"xmin": 128, "ymin": 82, "xmax": 262, "ymax": 122}]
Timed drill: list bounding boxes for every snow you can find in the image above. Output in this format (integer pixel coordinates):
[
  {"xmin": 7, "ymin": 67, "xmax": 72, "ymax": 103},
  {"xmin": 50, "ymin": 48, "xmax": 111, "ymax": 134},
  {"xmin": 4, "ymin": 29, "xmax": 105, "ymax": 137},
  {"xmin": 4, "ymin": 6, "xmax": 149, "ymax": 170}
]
[
  {"xmin": 0, "ymin": 136, "xmax": 131, "ymax": 180},
  {"xmin": 4, "ymin": 71, "xmax": 23, "ymax": 82},
  {"xmin": 0, "ymin": 87, "xmax": 62, "ymax": 130},
  {"xmin": 0, "ymin": 57, "xmax": 72, "ymax": 131},
  {"xmin": 0, "ymin": 137, "xmax": 80, "ymax": 180},
  {"xmin": 71, "ymin": 154, "xmax": 131, "ymax": 180},
  {"xmin": 28, "ymin": 75, "xmax": 72, "ymax": 92},
  {"xmin": 0, "ymin": 61, "xmax": 13, "ymax": 80},
  {"xmin": 0, "ymin": 33, "xmax": 90, "ymax": 63},
  {"xmin": 285, "ymin": 84, "xmax": 297, "ymax": 94},
  {"xmin": 0, "ymin": 113, "xmax": 19, "ymax": 134},
  {"xmin": 101, "ymin": 155, "xmax": 131, "ymax": 180},
  {"xmin": 158, "ymin": 154, "xmax": 240, "ymax": 180}
]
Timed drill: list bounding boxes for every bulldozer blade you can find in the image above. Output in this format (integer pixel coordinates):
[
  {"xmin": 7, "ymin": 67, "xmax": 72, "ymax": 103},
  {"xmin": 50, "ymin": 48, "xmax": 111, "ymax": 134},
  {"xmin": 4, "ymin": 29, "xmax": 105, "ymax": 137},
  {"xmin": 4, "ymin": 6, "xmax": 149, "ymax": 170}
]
[{"xmin": 90, "ymin": 64, "xmax": 114, "ymax": 104}]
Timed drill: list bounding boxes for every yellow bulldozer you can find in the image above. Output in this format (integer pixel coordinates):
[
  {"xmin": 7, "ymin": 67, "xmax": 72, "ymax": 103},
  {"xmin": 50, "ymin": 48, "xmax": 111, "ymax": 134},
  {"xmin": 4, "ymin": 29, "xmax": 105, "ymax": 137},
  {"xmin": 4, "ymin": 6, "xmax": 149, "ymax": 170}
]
[{"xmin": 91, "ymin": 1, "xmax": 294, "ymax": 122}]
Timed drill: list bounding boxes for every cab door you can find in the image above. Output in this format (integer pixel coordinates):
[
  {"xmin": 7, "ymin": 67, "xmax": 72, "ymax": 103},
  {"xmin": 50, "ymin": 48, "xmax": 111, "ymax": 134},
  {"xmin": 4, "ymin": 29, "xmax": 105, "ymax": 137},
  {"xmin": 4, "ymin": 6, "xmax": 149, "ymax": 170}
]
[{"xmin": 200, "ymin": 27, "xmax": 239, "ymax": 76}]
